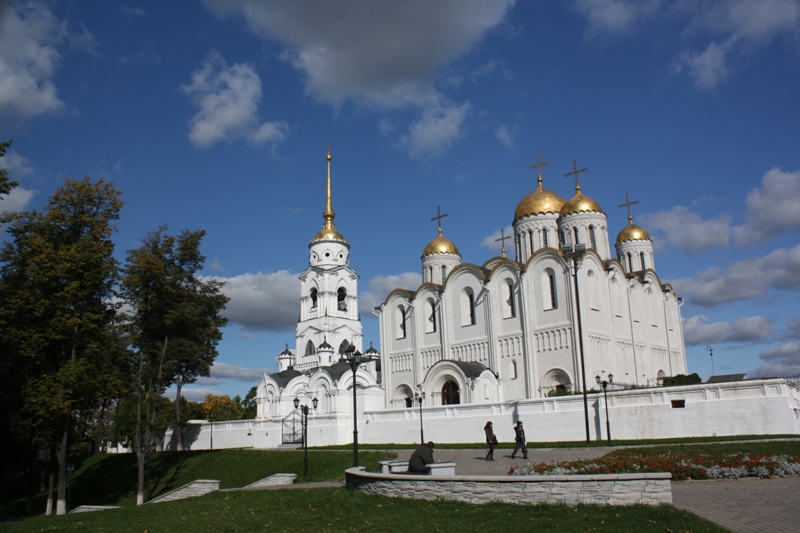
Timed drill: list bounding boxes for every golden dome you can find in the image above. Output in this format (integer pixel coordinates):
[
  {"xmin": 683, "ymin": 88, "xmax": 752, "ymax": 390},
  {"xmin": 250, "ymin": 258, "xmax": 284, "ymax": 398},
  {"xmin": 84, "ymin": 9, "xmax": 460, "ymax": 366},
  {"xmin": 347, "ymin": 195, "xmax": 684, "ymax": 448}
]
[
  {"xmin": 311, "ymin": 227, "xmax": 348, "ymax": 244},
  {"xmin": 560, "ymin": 189, "xmax": 603, "ymax": 217},
  {"xmin": 514, "ymin": 181, "xmax": 566, "ymax": 220},
  {"xmin": 616, "ymin": 218, "xmax": 651, "ymax": 244},
  {"xmin": 423, "ymin": 227, "xmax": 460, "ymax": 256}
]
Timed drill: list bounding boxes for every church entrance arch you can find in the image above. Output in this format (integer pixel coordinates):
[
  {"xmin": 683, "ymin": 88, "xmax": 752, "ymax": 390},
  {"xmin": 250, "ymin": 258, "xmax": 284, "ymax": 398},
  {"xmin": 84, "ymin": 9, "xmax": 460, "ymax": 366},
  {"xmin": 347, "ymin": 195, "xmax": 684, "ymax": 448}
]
[
  {"xmin": 442, "ymin": 380, "xmax": 460, "ymax": 405},
  {"xmin": 541, "ymin": 368, "xmax": 572, "ymax": 396}
]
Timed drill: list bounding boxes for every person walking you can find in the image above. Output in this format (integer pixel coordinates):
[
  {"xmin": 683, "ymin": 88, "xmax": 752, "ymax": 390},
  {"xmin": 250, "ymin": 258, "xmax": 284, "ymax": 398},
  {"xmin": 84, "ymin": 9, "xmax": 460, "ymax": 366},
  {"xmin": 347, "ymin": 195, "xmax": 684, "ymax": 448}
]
[
  {"xmin": 511, "ymin": 420, "xmax": 528, "ymax": 460},
  {"xmin": 484, "ymin": 421, "xmax": 496, "ymax": 461}
]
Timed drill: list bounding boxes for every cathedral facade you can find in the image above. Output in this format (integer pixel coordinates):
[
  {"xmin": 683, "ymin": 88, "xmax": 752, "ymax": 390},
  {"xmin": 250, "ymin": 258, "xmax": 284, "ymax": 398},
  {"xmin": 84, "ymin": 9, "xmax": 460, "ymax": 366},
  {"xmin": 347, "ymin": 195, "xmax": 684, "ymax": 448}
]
[{"xmin": 376, "ymin": 155, "xmax": 687, "ymax": 411}]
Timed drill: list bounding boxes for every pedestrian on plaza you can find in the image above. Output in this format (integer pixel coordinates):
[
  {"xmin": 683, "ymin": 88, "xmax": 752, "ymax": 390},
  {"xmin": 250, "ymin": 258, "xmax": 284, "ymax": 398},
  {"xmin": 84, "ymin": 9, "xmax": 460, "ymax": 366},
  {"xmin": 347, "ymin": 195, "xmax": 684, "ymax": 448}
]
[
  {"xmin": 484, "ymin": 421, "xmax": 497, "ymax": 461},
  {"xmin": 408, "ymin": 441, "xmax": 435, "ymax": 473},
  {"xmin": 511, "ymin": 420, "xmax": 528, "ymax": 460}
]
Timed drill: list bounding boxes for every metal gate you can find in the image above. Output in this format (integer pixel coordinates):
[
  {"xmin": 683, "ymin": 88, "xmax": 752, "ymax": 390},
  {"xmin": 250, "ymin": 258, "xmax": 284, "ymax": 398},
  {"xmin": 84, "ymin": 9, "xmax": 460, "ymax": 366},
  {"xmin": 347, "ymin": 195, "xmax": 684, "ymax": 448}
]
[{"xmin": 281, "ymin": 410, "xmax": 303, "ymax": 444}]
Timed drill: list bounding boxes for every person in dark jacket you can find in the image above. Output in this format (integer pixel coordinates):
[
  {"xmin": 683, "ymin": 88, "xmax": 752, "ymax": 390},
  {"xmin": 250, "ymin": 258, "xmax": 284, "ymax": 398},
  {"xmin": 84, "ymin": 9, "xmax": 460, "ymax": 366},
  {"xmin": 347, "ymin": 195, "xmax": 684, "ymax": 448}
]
[
  {"xmin": 408, "ymin": 441, "xmax": 435, "ymax": 473},
  {"xmin": 484, "ymin": 421, "xmax": 496, "ymax": 461},
  {"xmin": 511, "ymin": 420, "xmax": 528, "ymax": 459}
]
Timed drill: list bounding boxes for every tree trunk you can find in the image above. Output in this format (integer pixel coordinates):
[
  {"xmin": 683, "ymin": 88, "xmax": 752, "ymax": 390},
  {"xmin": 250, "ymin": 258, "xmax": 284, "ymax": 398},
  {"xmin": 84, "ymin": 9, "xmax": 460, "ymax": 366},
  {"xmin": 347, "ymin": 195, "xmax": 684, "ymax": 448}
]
[
  {"xmin": 135, "ymin": 349, "xmax": 145, "ymax": 506},
  {"xmin": 175, "ymin": 376, "xmax": 183, "ymax": 451},
  {"xmin": 44, "ymin": 470, "xmax": 53, "ymax": 516},
  {"xmin": 55, "ymin": 429, "xmax": 68, "ymax": 515}
]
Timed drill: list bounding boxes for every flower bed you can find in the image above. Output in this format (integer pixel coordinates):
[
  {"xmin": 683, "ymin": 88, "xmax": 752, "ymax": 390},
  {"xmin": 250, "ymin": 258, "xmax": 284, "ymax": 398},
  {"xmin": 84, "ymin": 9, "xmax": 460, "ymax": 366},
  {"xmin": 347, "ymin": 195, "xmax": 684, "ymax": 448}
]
[{"xmin": 509, "ymin": 452, "xmax": 800, "ymax": 480}]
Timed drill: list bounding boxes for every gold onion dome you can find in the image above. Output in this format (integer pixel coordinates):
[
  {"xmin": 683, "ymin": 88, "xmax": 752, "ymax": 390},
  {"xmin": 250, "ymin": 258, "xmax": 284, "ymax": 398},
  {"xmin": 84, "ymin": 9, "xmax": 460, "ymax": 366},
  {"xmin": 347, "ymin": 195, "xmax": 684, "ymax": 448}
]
[
  {"xmin": 514, "ymin": 180, "xmax": 566, "ymax": 220},
  {"xmin": 616, "ymin": 216, "xmax": 651, "ymax": 244},
  {"xmin": 559, "ymin": 188, "xmax": 603, "ymax": 217},
  {"xmin": 423, "ymin": 227, "xmax": 460, "ymax": 256},
  {"xmin": 310, "ymin": 149, "xmax": 349, "ymax": 245}
]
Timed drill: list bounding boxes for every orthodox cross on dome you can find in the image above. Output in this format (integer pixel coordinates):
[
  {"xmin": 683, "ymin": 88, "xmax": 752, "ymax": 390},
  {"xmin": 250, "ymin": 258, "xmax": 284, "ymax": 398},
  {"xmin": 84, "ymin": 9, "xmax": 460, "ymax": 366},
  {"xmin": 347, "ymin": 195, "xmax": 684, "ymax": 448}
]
[
  {"xmin": 618, "ymin": 192, "xmax": 639, "ymax": 222},
  {"xmin": 431, "ymin": 205, "xmax": 448, "ymax": 236},
  {"xmin": 529, "ymin": 150, "xmax": 549, "ymax": 186},
  {"xmin": 495, "ymin": 228, "xmax": 510, "ymax": 257},
  {"xmin": 564, "ymin": 159, "xmax": 588, "ymax": 191}
]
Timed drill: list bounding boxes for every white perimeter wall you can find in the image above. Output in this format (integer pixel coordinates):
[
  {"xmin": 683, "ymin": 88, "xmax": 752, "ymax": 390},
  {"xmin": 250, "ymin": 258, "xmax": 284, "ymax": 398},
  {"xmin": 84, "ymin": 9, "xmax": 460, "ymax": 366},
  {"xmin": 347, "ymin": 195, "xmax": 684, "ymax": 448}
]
[{"xmin": 161, "ymin": 379, "xmax": 800, "ymax": 450}]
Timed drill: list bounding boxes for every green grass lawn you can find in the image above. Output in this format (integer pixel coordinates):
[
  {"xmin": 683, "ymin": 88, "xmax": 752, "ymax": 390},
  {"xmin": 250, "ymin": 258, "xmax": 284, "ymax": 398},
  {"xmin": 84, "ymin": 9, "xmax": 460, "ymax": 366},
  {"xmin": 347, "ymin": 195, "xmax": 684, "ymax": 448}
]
[
  {"xmin": 1, "ymin": 449, "xmax": 396, "ymax": 515},
  {"xmin": 2, "ymin": 486, "xmax": 730, "ymax": 533}
]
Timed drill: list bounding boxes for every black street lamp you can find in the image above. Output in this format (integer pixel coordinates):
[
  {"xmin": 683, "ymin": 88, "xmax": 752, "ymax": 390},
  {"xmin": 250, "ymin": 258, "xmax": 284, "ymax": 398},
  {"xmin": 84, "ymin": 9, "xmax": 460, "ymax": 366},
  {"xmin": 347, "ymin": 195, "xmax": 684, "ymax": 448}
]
[
  {"xmin": 345, "ymin": 344, "xmax": 363, "ymax": 467},
  {"xmin": 208, "ymin": 413, "xmax": 214, "ymax": 451},
  {"xmin": 294, "ymin": 396, "xmax": 319, "ymax": 477},
  {"xmin": 706, "ymin": 345, "xmax": 715, "ymax": 376},
  {"xmin": 561, "ymin": 242, "xmax": 591, "ymax": 443},
  {"xmin": 414, "ymin": 387, "xmax": 426, "ymax": 445},
  {"xmin": 595, "ymin": 374, "xmax": 613, "ymax": 443}
]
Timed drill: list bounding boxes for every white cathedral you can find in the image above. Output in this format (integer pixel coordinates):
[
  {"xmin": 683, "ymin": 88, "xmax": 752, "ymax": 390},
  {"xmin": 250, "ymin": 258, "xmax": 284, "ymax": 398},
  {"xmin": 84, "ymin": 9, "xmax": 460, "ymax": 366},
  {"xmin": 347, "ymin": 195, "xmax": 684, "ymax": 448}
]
[{"xmin": 240, "ymin": 150, "xmax": 796, "ymax": 447}]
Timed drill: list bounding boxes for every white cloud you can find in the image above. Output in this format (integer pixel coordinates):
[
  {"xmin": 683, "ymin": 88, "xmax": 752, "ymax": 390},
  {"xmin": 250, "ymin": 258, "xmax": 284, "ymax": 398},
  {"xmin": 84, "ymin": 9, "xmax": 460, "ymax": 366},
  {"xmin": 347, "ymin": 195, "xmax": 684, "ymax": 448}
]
[
  {"xmin": 682, "ymin": 315, "xmax": 773, "ymax": 345},
  {"xmin": 573, "ymin": 0, "xmax": 661, "ymax": 35},
  {"xmin": 0, "ymin": 150, "xmax": 37, "ymax": 213},
  {"xmin": 750, "ymin": 342, "xmax": 800, "ymax": 377},
  {"xmin": 495, "ymin": 124, "xmax": 514, "ymax": 147},
  {"xmin": 639, "ymin": 206, "xmax": 731, "ymax": 254},
  {"xmin": 201, "ymin": 0, "xmax": 514, "ymax": 157},
  {"xmin": 209, "ymin": 362, "xmax": 269, "ymax": 382},
  {"xmin": 573, "ymin": 0, "xmax": 800, "ymax": 90},
  {"xmin": 404, "ymin": 102, "xmax": 470, "ymax": 159},
  {"xmin": 359, "ymin": 272, "xmax": 423, "ymax": 314},
  {"xmin": 481, "ymin": 225, "xmax": 514, "ymax": 253},
  {"xmin": 0, "ymin": 186, "xmax": 37, "ymax": 214},
  {"xmin": 670, "ymin": 243, "xmax": 800, "ymax": 306},
  {"xmin": 0, "ymin": 1, "xmax": 68, "ymax": 120},
  {"xmin": 783, "ymin": 317, "xmax": 800, "ymax": 340},
  {"xmin": 732, "ymin": 168, "xmax": 800, "ymax": 245},
  {"xmin": 213, "ymin": 270, "xmax": 299, "ymax": 331},
  {"xmin": 181, "ymin": 50, "xmax": 288, "ymax": 149}
]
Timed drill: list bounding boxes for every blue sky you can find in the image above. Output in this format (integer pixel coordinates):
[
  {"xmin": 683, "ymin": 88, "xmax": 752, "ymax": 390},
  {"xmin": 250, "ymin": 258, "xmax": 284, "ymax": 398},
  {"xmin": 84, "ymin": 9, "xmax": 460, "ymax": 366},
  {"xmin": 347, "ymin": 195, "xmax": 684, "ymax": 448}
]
[{"xmin": 2, "ymin": 0, "xmax": 799, "ymax": 401}]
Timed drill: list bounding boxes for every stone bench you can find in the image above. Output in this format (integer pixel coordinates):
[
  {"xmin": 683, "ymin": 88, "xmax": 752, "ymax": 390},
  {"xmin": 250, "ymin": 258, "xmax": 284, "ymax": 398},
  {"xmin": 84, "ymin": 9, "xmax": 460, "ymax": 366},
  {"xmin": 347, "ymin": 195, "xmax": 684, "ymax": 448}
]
[{"xmin": 379, "ymin": 460, "xmax": 456, "ymax": 476}]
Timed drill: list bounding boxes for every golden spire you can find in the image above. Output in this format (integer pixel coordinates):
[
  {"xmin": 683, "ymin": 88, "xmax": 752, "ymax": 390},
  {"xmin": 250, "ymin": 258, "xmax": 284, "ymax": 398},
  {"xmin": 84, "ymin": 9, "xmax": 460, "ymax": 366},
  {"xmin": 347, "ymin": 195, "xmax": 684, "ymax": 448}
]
[{"xmin": 323, "ymin": 143, "xmax": 335, "ymax": 230}]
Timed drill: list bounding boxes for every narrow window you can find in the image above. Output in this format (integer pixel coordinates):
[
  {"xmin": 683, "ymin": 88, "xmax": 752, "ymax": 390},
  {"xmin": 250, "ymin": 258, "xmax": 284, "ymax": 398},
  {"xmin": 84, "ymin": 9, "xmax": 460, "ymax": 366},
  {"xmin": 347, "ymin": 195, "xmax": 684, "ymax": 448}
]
[
  {"xmin": 529, "ymin": 231, "xmax": 534, "ymax": 253},
  {"xmin": 627, "ymin": 252, "xmax": 633, "ymax": 272},
  {"xmin": 589, "ymin": 225, "xmax": 597, "ymax": 250},
  {"xmin": 640, "ymin": 252, "xmax": 646, "ymax": 270},
  {"xmin": 573, "ymin": 226, "xmax": 580, "ymax": 244},
  {"xmin": 426, "ymin": 298, "xmax": 436, "ymax": 333},
  {"xmin": 548, "ymin": 272, "xmax": 557, "ymax": 309},
  {"xmin": 338, "ymin": 340, "xmax": 350, "ymax": 355},
  {"xmin": 305, "ymin": 340, "xmax": 315, "ymax": 355},
  {"xmin": 396, "ymin": 305, "xmax": 406, "ymax": 339},
  {"xmin": 310, "ymin": 288, "xmax": 318, "ymax": 309},
  {"xmin": 511, "ymin": 359, "xmax": 518, "ymax": 380},
  {"xmin": 337, "ymin": 287, "xmax": 347, "ymax": 311},
  {"xmin": 505, "ymin": 280, "xmax": 516, "ymax": 318},
  {"xmin": 441, "ymin": 265, "xmax": 446, "ymax": 284},
  {"xmin": 542, "ymin": 228, "xmax": 549, "ymax": 248},
  {"xmin": 469, "ymin": 292, "xmax": 476, "ymax": 325}
]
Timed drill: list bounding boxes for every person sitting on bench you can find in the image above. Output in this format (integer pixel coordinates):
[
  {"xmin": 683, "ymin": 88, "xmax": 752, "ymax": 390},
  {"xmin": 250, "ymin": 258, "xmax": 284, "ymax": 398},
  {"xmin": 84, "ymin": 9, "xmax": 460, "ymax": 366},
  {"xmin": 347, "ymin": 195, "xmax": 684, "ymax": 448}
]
[{"xmin": 408, "ymin": 441, "xmax": 435, "ymax": 473}]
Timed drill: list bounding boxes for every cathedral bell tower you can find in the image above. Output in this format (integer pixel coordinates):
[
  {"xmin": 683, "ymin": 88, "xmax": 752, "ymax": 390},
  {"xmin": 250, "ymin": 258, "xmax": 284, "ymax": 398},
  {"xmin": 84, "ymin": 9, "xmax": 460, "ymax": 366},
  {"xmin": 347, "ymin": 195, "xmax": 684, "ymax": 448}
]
[{"xmin": 294, "ymin": 147, "xmax": 363, "ymax": 370}]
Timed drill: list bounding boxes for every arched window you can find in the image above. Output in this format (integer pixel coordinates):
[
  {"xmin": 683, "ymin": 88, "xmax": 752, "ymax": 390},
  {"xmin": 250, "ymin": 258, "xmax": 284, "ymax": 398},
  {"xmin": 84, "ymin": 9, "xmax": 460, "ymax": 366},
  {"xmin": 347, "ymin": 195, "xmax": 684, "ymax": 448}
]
[
  {"xmin": 589, "ymin": 225, "xmax": 597, "ymax": 250},
  {"xmin": 338, "ymin": 339, "xmax": 350, "ymax": 355},
  {"xmin": 461, "ymin": 288, "xmax": 476, "ymax": 326},
  {"xmin": 337, "ymin": 287, "xmax": 347, "ymax": 311},
  {"xmin": 573, "ymin": 226, "xmax": 580, "ymax": 244},
  {"xmin": 504, "ymin": 280, "xmax": 515, "ymax": 318},
  {"xmin": 559, "ymin": 228, "xmax": 566, "ymax": 246},
  {"xmin": 511, "ymin": 359, "xmax": 518, "ymax": 380},
  {"xmin": 442, "ymin": 380, "xmax": 460, "ymax": 405},
  {"xmin": 441, "ymin": 265, "xmax": 446, "ymax": 284},
  {"xmin": 305, "ymin": 340, "xmax": 315, "ymax": 355},
  {"xmin": 396, "ymin": 305, "xmax": 406, "ymax": 339},
  {"xmin": 542, "ymin": 269, "xmax": 557, "ymax": 310},
  {"xmin": 425, "ymin": 298, "xmax": 436, "ymax": 333},
  {"xmin": 529, "ymin": 231, "xmax": 534, "ymax": 252},
  {"xmin": 640, "ymin": 252, "xmax": 646, "ymax": 270},
  {"xmin": 627, "ymin": 252, "xmax": 633, "ymax": 272},
  {"xmin": 310, "ymin": 288, "xmax": 318, "ymax": 309},
  {"xmin": 542, "ymin": 228, "xmax": 549, "ymax": 248}
]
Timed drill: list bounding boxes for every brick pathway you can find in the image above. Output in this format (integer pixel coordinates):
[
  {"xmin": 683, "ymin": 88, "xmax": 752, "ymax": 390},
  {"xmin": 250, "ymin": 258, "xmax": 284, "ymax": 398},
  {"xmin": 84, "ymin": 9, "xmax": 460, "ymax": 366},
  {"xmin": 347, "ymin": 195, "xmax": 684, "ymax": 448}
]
[{"xmin": 671, "ymin": 477, "xmax": 800, "ymax": 533}]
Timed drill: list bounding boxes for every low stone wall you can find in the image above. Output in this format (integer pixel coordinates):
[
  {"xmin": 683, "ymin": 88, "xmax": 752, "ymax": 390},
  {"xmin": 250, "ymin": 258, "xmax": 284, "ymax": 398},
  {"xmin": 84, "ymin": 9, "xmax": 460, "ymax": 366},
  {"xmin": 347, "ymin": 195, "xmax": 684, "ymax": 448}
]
[{"xmin": 346, "ymin": 467, "xmax": 672, "ymax": 506}]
